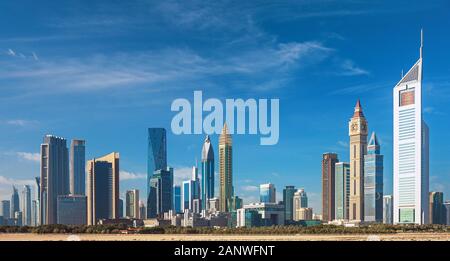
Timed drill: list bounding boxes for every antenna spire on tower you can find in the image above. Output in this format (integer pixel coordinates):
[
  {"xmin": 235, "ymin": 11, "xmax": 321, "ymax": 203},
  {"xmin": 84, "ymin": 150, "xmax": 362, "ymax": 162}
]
[{"xmin": 420, "ymin": 28, "xmax": 423, "ymax": 59}]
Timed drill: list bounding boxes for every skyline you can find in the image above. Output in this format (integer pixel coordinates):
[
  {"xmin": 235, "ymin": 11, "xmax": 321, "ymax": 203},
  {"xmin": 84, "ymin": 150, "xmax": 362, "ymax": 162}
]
[{"xmin": 2, "ymin": 1, "xmax": 450, "ymax": 214}]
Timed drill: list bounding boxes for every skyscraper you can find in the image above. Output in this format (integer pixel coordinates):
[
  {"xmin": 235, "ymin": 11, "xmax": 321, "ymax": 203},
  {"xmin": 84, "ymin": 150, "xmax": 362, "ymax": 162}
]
[
  {"xmin": 139, "ymin": 201, "xmax": 146, "ymax": 219},
  {"xmin": 349, "ymin": 100, "xmax": 368, "ymax": 222},
  {"xmin": 322, "ymin": 153, "xmax": 338, "ymax": 221},
  {"xmin": 283, "ymin": 186, "xmax": 296, "ymax": 222},
  {"xmin": 393, "ymin": 30, "xmax": 429, "ymax": 225},
  {"xmin": 444, "ymin": 201, "xmax": 450, "ymax": 225},
  {"xmin": 383, "ymin": 195, "xmax": 393, "ymax": 224},
  {"xmin": 364, "ymin": 132, "xmax": 384, "ymax": 223},
  {"xmin": 126, "ymin": 189, "xmax": 139, "ymax": 218},
  {"xmin": 34, "ymin": 177, "xmax": 40, "ymax": 226},
  {"xmin": 201, "ymin": 135, "xmax": 214, "ymax": 211},
  {"xmin": 181, "ymin": 167, "xmax": 200, "ymax": 211},
  {"xmin": 335, "ymin": 162, "xmax": 350, "ymax": 220},
  {"xmin": 1, "ymin": 200, "xmax": 10, "ymax": 219},
  {"xmin": 21, "ymin": 185, "xmax": 32, "ymax": 226},
  {"xmin": 86, "ymin": 152, "xmax": 120, "ymax": 225},
  {"xmin": 293, "ymin": 189, "xmax": 308, "ymax": 220},
  {"xmin": 219, "ymin": 123, "xmax": 233, "ymax": 212},
  {"xmin": 429, "ymin": 192, "xmax": 445, "ymax": 224},
  {"xmin": 147, "ymin": 128, "xmax": 167, "ymax": 218},
  {"xmin": 40, "ymin": 135, "xmax": 69, "ymax": 224},
  {"xmin": 70, "ymin": 139, "xmax": 86, "ymax": 195},
  {"xmin": 57, "ymin": 195, "xmax": 87, "ymax": 225},
  {"xmin": 118, "ymin": 198, "xmax": 124, "ymax": 218},
  {"xmin": 260, "ymin": 183, "xmax": 276, "ymax": 203},
  {"xmin": 10, "ymin": 185, "xmax": 20, "ymax": 219},
  {"xmin": 173, "ymin": 185, "xmax": 181, "ymax": 214},
  {"xmin": 148, "ymin": 167, "xmax": 173, "ymax": 218}
]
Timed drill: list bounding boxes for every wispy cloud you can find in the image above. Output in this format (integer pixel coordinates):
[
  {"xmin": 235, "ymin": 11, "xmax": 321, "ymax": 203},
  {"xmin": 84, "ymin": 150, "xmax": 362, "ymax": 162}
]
[
  {"xmin": 241, "ymin": 185, "xmax": 258, "ymax": 192},
  {"xmin": 119, "ymin": 170, "xmax": 146, "ymax": 181},
  {"xmin": 337, "ymin": 59, "xmax": 370, "ymax": 76},
  {"xmin": 173, "ymin": 166, "xmax": 194, "ymax": 186},
  {"xmin": 16, "ymin": 152, "xmax": 40, "ymax": 163},
  {"xmin": 337, "ymin": 141, "xmax": 348, "ymax": 148},
  {"xmin": 329, "ymin": 81, "xmax": 391, "ymax": 95},
  {"xmin": 3, "ymin": 119, "xmax": 38, "ymax": 127}
]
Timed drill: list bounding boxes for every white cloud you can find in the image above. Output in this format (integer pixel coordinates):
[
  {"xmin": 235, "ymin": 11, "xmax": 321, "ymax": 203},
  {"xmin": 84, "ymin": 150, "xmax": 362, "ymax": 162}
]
[
  {"xmin": 7, "ymin": 48, "xmax": 16, "ymax": 56},
  {"xmin": 4, "ymin": 119, "xmax": 37, "ymax": 127},
  {"xmin": 338, "ymin": 59, "xmax": 369, "ymax": 76},
  {"xmin": 0, "ymin": 176, "xmax": 35, "ymax": 200},
  {"xmin": 173, "ymin": 166, "xmax": 194, "ymax": 186},
  {"xmin": 16, "ymin": 152, "xmax": 40, "ymax": 163},
  {"xmin": 337, "ymin": 141, "xmax": 348, "ymax": 147},
  {"xmin": 119, "ymin": 170, "xmax": 146, "ymax": 181},
  {"xmin": 241, "ymin": 185, "xmax": 258, "ymax": 192}
]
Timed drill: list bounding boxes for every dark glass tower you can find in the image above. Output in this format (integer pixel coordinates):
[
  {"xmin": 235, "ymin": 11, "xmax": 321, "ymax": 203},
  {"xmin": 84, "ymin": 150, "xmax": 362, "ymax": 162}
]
[
  {"xmin": 147, "ymin": 128, "xmax": 167, "ymax": 217},
  {"xmin": 201, "ymin": 135, "xmax": 214, "ymax": 210},
  {"xmin": 283, "ymin": 186, "xmax": 296, "ymax": 222},
  {"xmin": 70, "ymin": 139, "xmax": 86, "ymax": 195},
  {"xmin": 364, "ymin": 132, "xmax": 384, "ymax": 223}
]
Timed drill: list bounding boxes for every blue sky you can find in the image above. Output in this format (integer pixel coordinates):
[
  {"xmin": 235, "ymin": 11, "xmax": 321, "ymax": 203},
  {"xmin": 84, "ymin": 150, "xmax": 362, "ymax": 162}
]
[{"xmin": 1, "ymin": 0, "xmax": 450, "ymax": 213}]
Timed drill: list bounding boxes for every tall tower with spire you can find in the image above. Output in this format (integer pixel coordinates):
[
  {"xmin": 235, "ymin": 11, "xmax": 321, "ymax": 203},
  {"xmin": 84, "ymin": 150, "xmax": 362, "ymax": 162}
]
[
  {"xmin": 393, "ymin": 29, "xmax": 429, "ymax": 224},
  {"xmin": 201, "ymin": 135, "xmax": 214, "ymax": 211},
  {"xmin": 219, "ymin": 123, "xmax": 233, "ymax": 212},
  {"xmin": 349, "ymin": 100, "xmax": 368, "ymax": 222}
]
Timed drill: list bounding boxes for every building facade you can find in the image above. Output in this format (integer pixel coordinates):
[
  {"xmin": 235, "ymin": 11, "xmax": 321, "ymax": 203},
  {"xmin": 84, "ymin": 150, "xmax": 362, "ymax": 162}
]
[
  {"xmin": 219, "ymin": 123, "xmax": 233, "ymax": 212},
  {"xmin": 429, "ymin": 192, "xmax": 445, "ymax": 224},
  {"xmin": 283, "ymin": 186, "xmax": 296, "ymax": 222},
  {"xmin": 173, "ymin": 185, "xmax": 181, "ymax": 214},
  {"xmin": 148, "ymin": 167, "xmax": 173, "ymax": 218},
  {"xmin": 243, "ymin": 203, "xmax": 285, "ymax": 226},
  {"xmin": 70, "ymin": 139, "xmax": 86, "ymax": 195},
  {"xmin": 349, "ymin": 100, "xmax": 368, "ymax": 222},
  {"xmin": 364, "ymin": 132, "xmax": 384, "ymax": 222},
  {"xmin": 40, "ymin": 135, "xmax": 69, "ymax": 225},
  {"xmin": 335, "ymin": 162, "xmax": 350, "ymax": 220},
  {"xmin": 10, "ymin": 186, "xmax": 20, "ymax": 221},
  {"xmin": 393, "ymin": 31, "xmax": 429, "ymax": 224},
  {"xmin": 294, "ymin": 208, "xmax": 313, "ymax": 221},
  {"xmin": 147, "ymin": 128, "xmax": 167, "ymax": 218},
  {"xmin": 86, "ymin": 152, "xmax": 120, "ymax": 225},
  {"xmin": 322, "ymin": 153, "xmax": 338, "ymax": 221},
  {"xmin": 57, "ymin": 195, "xmax": 87, "ymax": 225},
  {"xmin": 383, "ymin": 195, "xmax": 393, "ymax": 224},
  {"xmin": 293, "ymin": 189, "xmax": 308, "ymax": 221},
  {"xmin": 21, "ymin": 185, "xmax": 32, "ymax": 226},
  {"xmin": 260, "ymin": 183, "xmax": 276, "ymax": 203},
  {"xmin": 126, "ymin": 189, "xmax": 139, "ymax": 218},
  {"xmin": 201, "ymin": 135, "xmax": 215, "ymax": 210},
  {"xmin": 1, "ymin": 200, "xmax": 10, "ymax": 219}
]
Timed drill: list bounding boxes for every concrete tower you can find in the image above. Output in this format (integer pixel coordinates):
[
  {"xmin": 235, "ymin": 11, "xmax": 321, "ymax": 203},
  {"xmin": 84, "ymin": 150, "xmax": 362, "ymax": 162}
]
[{"xmin": 219, "ymin": 123, "xmax": 233, "ymax": 212}]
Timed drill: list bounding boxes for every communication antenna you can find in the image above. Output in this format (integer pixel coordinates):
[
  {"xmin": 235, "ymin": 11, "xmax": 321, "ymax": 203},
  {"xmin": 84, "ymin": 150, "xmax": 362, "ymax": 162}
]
[{"xmin": 420, "ymin": 28, "xmax": 423, "ymax": 59}]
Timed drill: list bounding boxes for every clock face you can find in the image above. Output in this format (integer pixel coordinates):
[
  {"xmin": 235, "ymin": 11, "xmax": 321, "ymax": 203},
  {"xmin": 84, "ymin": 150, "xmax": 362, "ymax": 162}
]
[{"xmin": 351, "ymin": 123, "xmax": 358, "ymax": 131}]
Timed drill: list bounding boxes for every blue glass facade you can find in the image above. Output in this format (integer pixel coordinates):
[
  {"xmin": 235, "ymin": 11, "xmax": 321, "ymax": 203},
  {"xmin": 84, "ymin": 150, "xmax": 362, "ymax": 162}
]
[
  {"xmin": 364, "ymin": 132, "xmax": 384, "ymax": 222},
  {"xmin": 147, "ymin": 128, "xmax": 167, "ymax": 218},
  {"xmin": 283, "ymin": 186, "xmax": 296, "ymax": 222},
  {"xmin": 260, "ymin": 183, "xmax": 275, "ymax": 203},
  {"xmin": 148, "ymin": 168, "xmax": 173, "ymax": 218},
  {"xmin": 335, "ymin": 162, "xmax": 350, "ymax": 220},
  {"xmin": 70, "ymin": 139, "xmax": 85, "ymax": 195},
  {"xmin": 173, "ymin": 185, "xmax": 181, "ymax": 213},
  {"xmin": 201, "ymin": 135, "xmax": 214, "ymax": 210}
]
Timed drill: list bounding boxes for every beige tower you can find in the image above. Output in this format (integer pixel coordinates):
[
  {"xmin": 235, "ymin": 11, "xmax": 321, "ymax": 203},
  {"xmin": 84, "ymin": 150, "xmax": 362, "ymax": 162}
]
[
  {"xmin": 219, "ymin": 123, "xmax": 233, "ymax": 212},
  {"xmin": 349, "ymin": 100, "xmax": 368, "ymax": 222}
]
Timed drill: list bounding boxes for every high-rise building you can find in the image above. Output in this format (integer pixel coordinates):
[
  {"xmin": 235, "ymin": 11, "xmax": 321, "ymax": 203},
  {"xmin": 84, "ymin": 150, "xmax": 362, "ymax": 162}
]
[
  {"xmin": 349, "ymin": 100, "xmax": 368, "ymax": 222},
  {"xmin": 181, "ymin": 167, "xmax": 200, "ymax": 211},
  {"xmin": 139, "ymin": 201, "xmax": 146, "ymax": 219},
  {"xmin": 294, "ymin": 208, "xmax": 313, "ymax": 221},
  {"xmin": 429, "ymin": 192, "xmax": 445, "ymax": 224},
  {"xmin": 57, "ymin": 195, "xmax": 87, "ymax": 225},
  {"xmin": 260, "ymin": 183, "xmax": 276, "ymax": 203},
  {"xmin": 173, "ymin": 185, "xmax": 181, "ymax": 213},
  {"xmin": 1, "ymin": 200, "xmax": 10, "ymax": 219},
  {"xmin": 31, "ymin": 200, "xmax": 38, "ymax": 226},
  {"xmin": 70, "ymin": 139, "xmax": 86, "ymax": 195},
  {"xmin": 293, "ymin": 189, "xmax": 308, "ymax": 221},
  {"xmin": 383, "ymin": 195, "xmax": 393, "ymax": 224},
  {"xmin": 283, "ymin": 186, "xmax": 296, "ymax": 222},
  {"xmin": 147, "ymin": 128, "xmax": 167, "ymax": 217},
  {"xmin": 86, "ymin": 152, "xmax": 120, "ymax": 225},
  {"xmin": 10, "ymin": 185, "xmax": 20, "ymax": 219},
  {"xmin": 393, "ymin": 30, "xmax": 429, "ymax": 225},
  {"xmin": 201, "ymin": 135, "xmax": 214, "ymax": 211},
  {"xmin": 14, "ymin": 211, "xmax": 22, "ymax": 226},
  {"xmin": 118, "ymin": 198, "xmax": 124, "ymax": 218},
  {"xmin": 322, "ymin": 153, "xmax": 338, "ymax": 221},
  {"xmin": 364, "ymin": 132, "xmax": 384, "ymax": 223},
  {"xmin": 40, "ymin": 135, "xmax": 69, "ymax": 224},
  {"xmin": 219, "ymin": 123, "xmax": 233, "ymax": 212},
  {"xmin": 148, "ymin": 167, "xmax": 173, "ymax": 218},
  {"xmin": 34, "ymin": 177, "xmax": 40, "ymax": 226},
  {"xmin": 335, "ymin": 162, "xmax": 350, "ymax": 220},
  {"xmin": 228, "ymin": 195, "xmax": 243, "ymax": 212},
  {"xmin": 126, "ymin": 189, "xmax": 139, "ymax": 218},
  {"xmin": 21, "ymin": 185, "xmax": 32, "ymax": 226},
  {"xmin": 444, "ymin": 201, "xmax": 450, "ymax": 225}
]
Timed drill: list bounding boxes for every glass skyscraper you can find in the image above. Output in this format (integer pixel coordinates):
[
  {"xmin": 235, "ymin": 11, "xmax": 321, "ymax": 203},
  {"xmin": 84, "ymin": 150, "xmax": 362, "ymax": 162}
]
[
  {"xmin": 70, "ymin": 139, "xmax": 86, "ymax": 195},
  {"xmin": 364, "ymin": 132, "xmax": 384, "ymax": 222},
  {"xmin": 335, "ymin": 162, "xmax": 350, "ymax": 220},
  {"xmin": 10, "ymin": 186, "xmax": 20, "ymax": 219},
  {"xmin": 201, "ymin": 135, "xmax": 214, "ymax": 211},
  {"xmin": 260, "ymin": 183, "xmax": 276, "ymax": 203},
  {"xmin": 383, "ymin": 195, "xmax": 393, "ymax": 224},
  {"xmin": 429, "ymin": 192, "xmax": 445, "ymax": 224},
  {"xmin": 148, "ymin": 167, "xmax": 173, "ymax": 218},
  {"xmin": 173, "ymin": 185, "xmax": 181, "ymax": 213},
  {"xmin": 147, "ymin": 128, "xmax": 167, "ymax": 218},
  {"xmin": 283, "ymin": 186, "xmax": 296, "ymax": 222},
  {"xmin": 57, "ymin": 195, "xmax": 87, "ymax": 225},
  {"xmin": 21, "ymin": 185, "xmax": 32, "ymax": 226},
  {"xmin": 1, "ymin": 200, "xmax": 10, "ymax": 219},
  {"xmin": 126, "ymin": 189, "xmax": 139, "ymax": 218},
  {"xmin": 40, "ymin": 135, "xmax": 69, "ymax": 224}
]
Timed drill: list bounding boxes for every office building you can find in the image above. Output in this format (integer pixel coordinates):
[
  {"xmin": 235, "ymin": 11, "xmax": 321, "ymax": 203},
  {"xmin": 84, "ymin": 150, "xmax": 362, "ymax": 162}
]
[
  {"xmin": 70, "ymin": 139, "xmax": 86, "ymax": 195},
  {"xmin": 21, "ymin": 185, "xmax": 32, "ymax": 226},
  {"xmin": 283, "ymin": 186, "xmax": 296, "ymax": 222},
  {"xmin": 322, "ymin": 152, "xmax": 338, "ymax": 221},
  {"xmin": 10, "ymin": 185, "xmax": 20, "ymax": 219},
  {"xmin": 126, "ymin": 189, "xmax": 139, "ymax": 218},
  {"xmin": 118, "ymin": 198, "xmax": 124, "ymax": 218},
  {"xmin": 86, "ymin": 152, "xmax": 120, "ymax": 225},
  {"xmin": 260, "ymin": 183, "xmax": 276, "ymax": 203},
  {"xmin": 207, "ymin": 198, "xmax": 220, "ymax": 213},
  {"xmin": 201, "ymin": 135, "xmax": 215, "ymax": 210},
  {"xmin": 294, "ymin": 207, "xmax": 313, "ymax": 221},
  {"xmin": 147, "ymin": 128, "xmax": 167, "ymax": 218},
  {"xmin": 228, "ymin": 196, "xmax": 243, "ymax": 212},
  {"xmin": 148, "ymin": 167, "xmax": 173, "ymax": 218},
  {"xmin": 335, "ymin": 162, "xmax": 350, "ymax": 220},
  {"xmin": 219, "ymin": 123, "xmax": 233, "ymax": 212},
  {"xmin": 429, "ymin": 192, "xmax": 445, "ymax": 224},
  {"xmin": 393, "ymin": 30, "xmax": 429, "ymax": 224},
  {"xmin": 40, "ymin": 135, "xmax": 69, "ymax": 224},
  {"xmin": 34, "ymin": 177, "xmax": 40, "ymax": 226},
  {"xmin": 364, "ymin": 132, "xmax": 384, "ymax": 222},
  {"xmin": 139, "ymin": 201, "xmax": 146, "ymax": 219},
  {"xmin": 444, "ymin": 201, "xmax": 450, "ymax": 225},
  {"xmin": 349, "ymin": 100, "xmax": 368, "ymax": 222},
  {"xmin": 173, "ymin": 185, "xmax": 181, "ymax": 213},
  {"xmin": 293, "ymin": 189, "xmax": 308, "ymax": 221},
  {"xmin": 31, "ymin": 200, "xmax": 38, "ymax": 226},
  {"xmin": 383, "ymin": 195, "xmax": 393, "ymax": 224},
  {"xmin": 242, "ymin": 203, "xmax": 284, "ymax": 226},
  {"xmin": 1, "ymin": 200, "xmax": 10, "ymax": 219},
  {"xmin": 57, "ymin": 195, "xmax": 87, "ymax": 225}
]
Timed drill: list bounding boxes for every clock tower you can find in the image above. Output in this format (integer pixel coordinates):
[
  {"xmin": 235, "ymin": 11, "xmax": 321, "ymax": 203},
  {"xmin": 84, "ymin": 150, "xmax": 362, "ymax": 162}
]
[{"xmin": 348, "ymin": 99, "xmax": 368, "ymax": 222}]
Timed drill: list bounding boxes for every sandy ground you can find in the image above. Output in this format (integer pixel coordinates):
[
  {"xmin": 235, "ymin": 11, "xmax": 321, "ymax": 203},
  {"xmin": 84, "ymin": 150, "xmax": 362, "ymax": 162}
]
[{"xmin": 0, "ymin": 233, "xmax": 449, "ymax": 241}]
